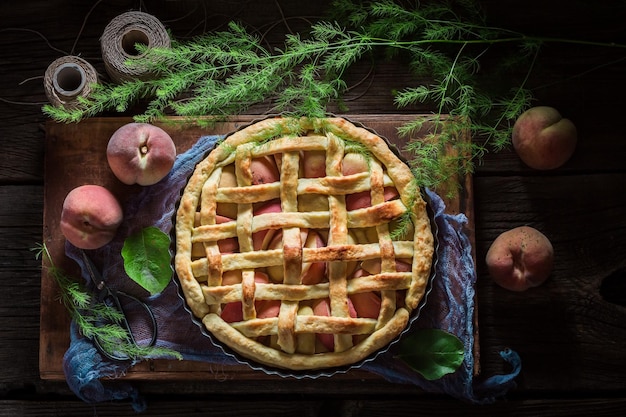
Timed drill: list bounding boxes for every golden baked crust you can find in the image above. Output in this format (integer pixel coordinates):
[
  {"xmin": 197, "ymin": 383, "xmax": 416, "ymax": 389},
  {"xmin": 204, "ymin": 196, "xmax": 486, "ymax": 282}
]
[{"xmin": 175, "ymin": 117, "xmax": 434, "ymax": 371}]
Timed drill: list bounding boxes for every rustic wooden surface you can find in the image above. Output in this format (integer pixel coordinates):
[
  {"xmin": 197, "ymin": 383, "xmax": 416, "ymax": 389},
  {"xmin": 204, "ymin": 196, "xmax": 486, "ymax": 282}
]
[
  {"xmin": 1, "ymin": 0, "xmax": 626, "ymax": 415},
  {"xmin": 41, "ymin": 114, "xmax": 474, "ymax": 381}
]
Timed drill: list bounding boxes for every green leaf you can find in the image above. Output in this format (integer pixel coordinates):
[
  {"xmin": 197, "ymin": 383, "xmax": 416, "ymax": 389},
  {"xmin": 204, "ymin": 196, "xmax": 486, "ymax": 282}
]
[
  {"xmin": 122, "ymin": 226, "xmax": 172, "ymax": 295},
  {"xmin": 397, "ymin": 329, "xmax": 465, "ymax": 380}
]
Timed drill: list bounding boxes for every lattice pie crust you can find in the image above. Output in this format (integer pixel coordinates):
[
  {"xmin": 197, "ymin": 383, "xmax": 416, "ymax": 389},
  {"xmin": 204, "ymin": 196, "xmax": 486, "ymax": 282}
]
[{"xmin": 175, "ymin": 117, "xmax": 434, "ymax": 371}]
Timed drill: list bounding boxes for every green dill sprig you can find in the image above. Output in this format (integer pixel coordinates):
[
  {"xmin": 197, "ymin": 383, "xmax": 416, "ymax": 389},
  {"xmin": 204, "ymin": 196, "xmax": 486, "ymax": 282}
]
[
  {"xmin": 43, "ymin": 21, "xmax": 371, "ymax": 124},
  {"xmin": 389, "ymin": 179, "xmax": 419, "ymax": 241},
  {"xmin": 33, "ymin": 243, "xmax": 182, "ymax": 361},
  {"xmin": 329, "ymin": 0, "xmax": 541, "ymax": 188},
  {"xmin": 42, "ymin": 1, "xmax": 626, "ymax": 189},
  {"xmin": 342, "ymin": 138, "xmax": 372, "ymax": 159},
  {"xmin": 400, "ymin": 115, "xmax": 477, "ymax": 193}
]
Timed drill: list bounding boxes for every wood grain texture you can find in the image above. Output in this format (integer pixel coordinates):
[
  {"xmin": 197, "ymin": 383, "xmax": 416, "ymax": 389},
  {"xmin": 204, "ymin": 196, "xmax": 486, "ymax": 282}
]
[
  {"xmin": 40, "ymin": 114, "xmax": 474, "ymax": 380},
  {"xmin": 474, "ymin": 174, "xmax": 626, "ymax": 392},
  {"xmin": 2, "ymin": 397, "xmax": 626, "ymax": 417},
  {"xmin": 0, "ymin": 186, "xmax": 44, "ymax": 389}
]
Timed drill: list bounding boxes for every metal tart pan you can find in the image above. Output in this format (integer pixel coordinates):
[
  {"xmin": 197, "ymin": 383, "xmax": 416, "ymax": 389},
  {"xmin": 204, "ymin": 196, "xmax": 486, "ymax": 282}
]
[{"xmin": 171, "ymin": 114, "xmax": 440, "ymax": 378}]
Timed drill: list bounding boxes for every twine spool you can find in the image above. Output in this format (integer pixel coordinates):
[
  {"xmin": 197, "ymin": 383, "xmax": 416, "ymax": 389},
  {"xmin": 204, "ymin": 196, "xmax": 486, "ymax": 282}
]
[
  {"xmin": 100, "ymin": 11, "xmax": 170, "ymax": 83},
  {"xmin": 44, "ymin": 56, "xmax": 99, "ymax": 108}
]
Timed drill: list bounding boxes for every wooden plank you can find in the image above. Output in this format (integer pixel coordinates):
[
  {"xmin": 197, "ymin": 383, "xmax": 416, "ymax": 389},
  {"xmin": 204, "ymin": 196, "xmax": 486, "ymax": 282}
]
[
  {"xmin": 473, "ymin": 174, "xmax": 626, "ymax": 391},
  {"xmin": 41, "ymin": 114, "xmax": 474, "ymax": 380},
  {"xmin": 3, "ymin": 397, "xmax": 626, "ymax": 417}
]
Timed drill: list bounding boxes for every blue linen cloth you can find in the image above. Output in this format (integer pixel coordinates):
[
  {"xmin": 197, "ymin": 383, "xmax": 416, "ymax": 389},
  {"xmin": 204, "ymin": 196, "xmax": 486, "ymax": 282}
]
[{"xmin": 63, "ymin": 135, "xmax": 520, "ymax": 411}]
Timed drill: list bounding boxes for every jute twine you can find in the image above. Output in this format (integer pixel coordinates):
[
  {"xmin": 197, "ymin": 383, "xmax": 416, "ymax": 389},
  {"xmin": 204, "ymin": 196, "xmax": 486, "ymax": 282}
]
[
  {"xmin": 44, "ymin": 56, "xmax": 99, "ymax": 108},
  {"xmin": 100, "ymin": 11, "xmax": 170, "ymax": 83}
]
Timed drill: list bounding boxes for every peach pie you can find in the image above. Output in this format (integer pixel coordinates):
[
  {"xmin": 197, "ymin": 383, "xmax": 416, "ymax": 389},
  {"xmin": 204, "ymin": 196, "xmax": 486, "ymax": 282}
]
[{"xmin": 175, "ymin": 117, "xmax": 434, "ymax": 371}]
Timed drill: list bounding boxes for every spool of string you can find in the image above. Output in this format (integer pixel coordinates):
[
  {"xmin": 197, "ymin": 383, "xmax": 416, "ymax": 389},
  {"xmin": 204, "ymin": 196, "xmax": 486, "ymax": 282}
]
[
  {"xmin": 44, "ymin": 56, "xmax": 99, "ymax": 109},
  {"xmin": 100, "ymin": 11, "xmax": 170, "ymax": 83}
]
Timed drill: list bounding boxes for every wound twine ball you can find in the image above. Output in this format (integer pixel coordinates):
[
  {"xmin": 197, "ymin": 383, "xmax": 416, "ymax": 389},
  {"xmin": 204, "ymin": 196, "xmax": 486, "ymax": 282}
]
[
  {"xmin": 44, "ymin": 56, "xmax": 99, "ymax": 109},
  {"xmin": 100, "ymin": 11, "xmax": 170, "ymax": 83}
]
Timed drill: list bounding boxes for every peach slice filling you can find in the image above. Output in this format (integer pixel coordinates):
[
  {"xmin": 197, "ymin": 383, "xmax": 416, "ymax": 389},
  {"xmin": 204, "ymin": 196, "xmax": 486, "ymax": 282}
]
[
  {"xmin": 202, "ymin": 148, "xmax": 415, "ymax": 353},
  {"xmin": 220, "ymin": 271, "xmax": 281, "ymax": 323}
]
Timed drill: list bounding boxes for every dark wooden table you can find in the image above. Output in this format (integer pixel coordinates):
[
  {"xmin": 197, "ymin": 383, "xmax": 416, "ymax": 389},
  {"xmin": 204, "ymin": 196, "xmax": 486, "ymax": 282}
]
[{"xmin": 2, "ymin": 0, "xmax": 625, "ymax": 415}]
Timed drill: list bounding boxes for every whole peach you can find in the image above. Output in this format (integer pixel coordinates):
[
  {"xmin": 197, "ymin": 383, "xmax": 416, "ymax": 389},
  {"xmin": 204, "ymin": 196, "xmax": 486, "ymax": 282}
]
[
  {"xmin": 60, "ymin": 184, "xmax": 123, "ymax": 249},
  {"xmin": 512, "ymin": 106, "xmax": 577, "ymax": 170},
  {"xmin": 485, "ymin": 226, "xmax": 554, "ymax": 291},
  {"xmin": 106, "ymin": 122, "xmax": 176, "ymax": 186}
]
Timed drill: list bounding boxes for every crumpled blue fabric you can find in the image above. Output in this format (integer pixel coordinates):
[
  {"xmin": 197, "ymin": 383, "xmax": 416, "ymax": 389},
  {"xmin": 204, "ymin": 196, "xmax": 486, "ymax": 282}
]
[
  {"xmin": 62, "ymin": 134, "xmax": 521, "ymax": 411},
  {"xmin": 63, "ymin": 321, "xmax": 147, "ymax": 413}
]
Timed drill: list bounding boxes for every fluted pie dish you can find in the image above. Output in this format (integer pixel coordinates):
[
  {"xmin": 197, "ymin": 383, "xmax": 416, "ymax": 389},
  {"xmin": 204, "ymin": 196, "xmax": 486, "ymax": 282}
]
[{"xmin": 174, "ymin": 116, "xmax": 435, "ymax": 372}]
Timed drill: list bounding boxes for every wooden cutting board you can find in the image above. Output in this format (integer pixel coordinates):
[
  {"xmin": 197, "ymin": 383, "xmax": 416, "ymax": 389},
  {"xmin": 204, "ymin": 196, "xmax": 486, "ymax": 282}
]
[{"xmin": 41, "ymin": 114, "xmax": 474, "ymax": 380}]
